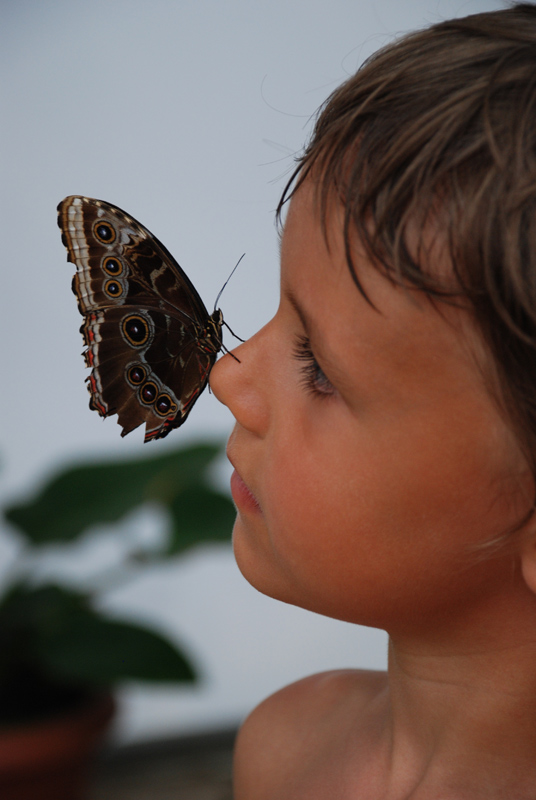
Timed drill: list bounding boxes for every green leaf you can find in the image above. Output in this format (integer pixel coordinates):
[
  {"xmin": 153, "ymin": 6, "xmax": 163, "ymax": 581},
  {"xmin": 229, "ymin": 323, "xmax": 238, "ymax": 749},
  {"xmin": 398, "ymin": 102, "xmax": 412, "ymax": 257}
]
[
  {"xmin": 41, "ymin": 616, "xmax": 197, "ymax": 685},
  {"xmin": 167, "ymin": 487, "xmax": 236, "ymax": 555},
  {"xmin": 4, "ymin": 442, "xmax": 223, "ymax": 546},
  {"xmin": 0, "ymin": 583, "xmax": 196, "ymax": 686}
]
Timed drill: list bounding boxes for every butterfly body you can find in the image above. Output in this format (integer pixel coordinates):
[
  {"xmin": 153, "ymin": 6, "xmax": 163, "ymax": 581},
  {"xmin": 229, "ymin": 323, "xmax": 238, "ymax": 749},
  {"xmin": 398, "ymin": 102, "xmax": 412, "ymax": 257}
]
[{"xmin": 58, "ymin": 196, "xmax": 223, "ymax": 441}]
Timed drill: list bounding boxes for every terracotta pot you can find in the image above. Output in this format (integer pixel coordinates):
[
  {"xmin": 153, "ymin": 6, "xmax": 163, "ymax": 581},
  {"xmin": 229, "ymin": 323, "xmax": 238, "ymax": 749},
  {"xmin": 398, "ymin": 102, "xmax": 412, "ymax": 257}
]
[{"xmin": 0, "ymin": 693, "xmax": 115, "ymax": 800}]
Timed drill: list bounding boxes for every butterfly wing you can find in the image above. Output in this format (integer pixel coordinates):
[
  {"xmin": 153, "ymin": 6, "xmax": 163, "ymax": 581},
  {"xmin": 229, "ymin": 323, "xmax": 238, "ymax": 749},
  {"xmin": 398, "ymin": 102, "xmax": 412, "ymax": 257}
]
[{"xmin": 58, "ymin": 195, "xmax": 223, "ymax": 441}]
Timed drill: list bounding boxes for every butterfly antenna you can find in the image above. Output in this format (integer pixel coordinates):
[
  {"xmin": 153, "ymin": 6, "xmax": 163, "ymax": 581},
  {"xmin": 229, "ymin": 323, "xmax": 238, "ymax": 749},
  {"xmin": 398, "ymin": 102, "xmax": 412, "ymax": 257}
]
[
  {"xmin": 223, "ymin": 320, "xmax": 245, "ymax": 342},
  {"xmin": 214, "ymin": 253, "xmax": 245, "ymax": 311},
  {"xmin": 221, "ymin": 343, "xmax": 241, "ymax": 363}
]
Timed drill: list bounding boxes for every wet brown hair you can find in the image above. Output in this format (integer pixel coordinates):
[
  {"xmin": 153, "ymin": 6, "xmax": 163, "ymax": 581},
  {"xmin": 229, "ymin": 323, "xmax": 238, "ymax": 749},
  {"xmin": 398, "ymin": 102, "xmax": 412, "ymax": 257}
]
[{"xmin": 278, "ymin": 2, "xmax": 536, "ymax": 484}]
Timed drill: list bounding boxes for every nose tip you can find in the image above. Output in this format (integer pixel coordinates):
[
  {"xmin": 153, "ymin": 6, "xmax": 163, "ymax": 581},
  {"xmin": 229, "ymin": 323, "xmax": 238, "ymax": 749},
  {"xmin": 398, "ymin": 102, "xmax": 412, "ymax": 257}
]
[
  {"xmin": 209, "ymin": 348, "xmax": 239, "ymax": 406},
  {"xmin": 209, "ymin": 333, "xmax": 271, "ymax": 437}
]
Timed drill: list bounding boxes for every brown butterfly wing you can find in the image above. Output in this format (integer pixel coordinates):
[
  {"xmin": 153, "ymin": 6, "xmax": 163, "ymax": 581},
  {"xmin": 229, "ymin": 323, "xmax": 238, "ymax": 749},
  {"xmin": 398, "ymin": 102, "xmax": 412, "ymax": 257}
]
[{"xmin": 58, "ymin": 196, "xmax": 223, "ymax": 441}]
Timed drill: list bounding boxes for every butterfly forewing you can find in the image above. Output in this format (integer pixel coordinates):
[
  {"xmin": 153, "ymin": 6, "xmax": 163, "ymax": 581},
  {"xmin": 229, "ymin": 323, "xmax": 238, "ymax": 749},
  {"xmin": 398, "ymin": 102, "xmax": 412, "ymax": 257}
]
[{"xmin": 58, "ymin": 195, "xmax": 223, "ymax": 441}]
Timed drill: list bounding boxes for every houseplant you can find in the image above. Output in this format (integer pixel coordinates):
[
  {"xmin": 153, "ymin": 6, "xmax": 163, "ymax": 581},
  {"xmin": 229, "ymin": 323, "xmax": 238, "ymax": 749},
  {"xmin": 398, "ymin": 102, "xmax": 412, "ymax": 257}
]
[{"xmin": 0, "ymin": 441, "xmax": 235, "ymax": 799}]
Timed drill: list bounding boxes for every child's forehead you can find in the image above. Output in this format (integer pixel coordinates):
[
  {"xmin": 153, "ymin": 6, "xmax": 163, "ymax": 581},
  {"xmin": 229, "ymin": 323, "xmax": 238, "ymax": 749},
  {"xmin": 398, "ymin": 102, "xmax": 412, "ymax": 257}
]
[
  {"xmin": 281, "ymin": 179, "xmax": 491, "ymax": 383},
  {"xmin": 282, "ymin": 178, "xmax": 455, "ymax": 299}
]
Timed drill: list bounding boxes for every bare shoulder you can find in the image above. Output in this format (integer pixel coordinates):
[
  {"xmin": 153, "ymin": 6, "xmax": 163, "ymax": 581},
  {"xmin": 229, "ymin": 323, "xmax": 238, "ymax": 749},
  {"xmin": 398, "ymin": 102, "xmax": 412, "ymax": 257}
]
[{"xmin": 233, "ymin": 669, "xmax": 387, "ymax": 800}]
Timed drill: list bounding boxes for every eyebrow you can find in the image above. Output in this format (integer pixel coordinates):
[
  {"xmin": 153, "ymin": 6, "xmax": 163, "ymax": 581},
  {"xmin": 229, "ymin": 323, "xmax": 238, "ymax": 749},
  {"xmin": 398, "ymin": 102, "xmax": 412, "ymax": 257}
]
[
  {"xmin": 283, "ymin": 283, "xmax": 354, "ymax": 395},
  {"xmin": 285, "ymin": 286, "xmax": 311, "ymax": 334}
]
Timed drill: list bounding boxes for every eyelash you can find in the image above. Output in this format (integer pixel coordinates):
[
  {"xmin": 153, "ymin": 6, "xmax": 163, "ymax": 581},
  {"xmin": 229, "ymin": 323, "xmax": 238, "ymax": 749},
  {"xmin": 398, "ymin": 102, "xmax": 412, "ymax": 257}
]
[{"xmin": 293, "ymin": 335, "xmax": 335, "ymax": 397}]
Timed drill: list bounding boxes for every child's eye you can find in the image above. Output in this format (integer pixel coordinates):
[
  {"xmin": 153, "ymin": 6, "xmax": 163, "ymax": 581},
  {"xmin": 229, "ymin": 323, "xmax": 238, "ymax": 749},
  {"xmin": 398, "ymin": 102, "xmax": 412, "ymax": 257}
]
[{"xmin": 293, "ymin": 335, "xmax": 335, "ymax": 397}]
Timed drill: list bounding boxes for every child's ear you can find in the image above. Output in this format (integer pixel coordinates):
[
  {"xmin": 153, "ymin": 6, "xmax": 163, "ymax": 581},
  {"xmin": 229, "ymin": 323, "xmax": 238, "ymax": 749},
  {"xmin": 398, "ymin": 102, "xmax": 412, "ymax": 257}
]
[{"xmin": 520, "ymin": 516, "xmax": 536, "ymax": 595}]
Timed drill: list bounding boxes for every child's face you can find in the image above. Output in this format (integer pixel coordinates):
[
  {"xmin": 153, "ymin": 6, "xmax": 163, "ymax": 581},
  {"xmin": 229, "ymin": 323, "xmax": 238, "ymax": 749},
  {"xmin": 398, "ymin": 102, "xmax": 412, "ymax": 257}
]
[{"xmin": 210, "ymin": 181, "xmax": 531, "ymax": 634}]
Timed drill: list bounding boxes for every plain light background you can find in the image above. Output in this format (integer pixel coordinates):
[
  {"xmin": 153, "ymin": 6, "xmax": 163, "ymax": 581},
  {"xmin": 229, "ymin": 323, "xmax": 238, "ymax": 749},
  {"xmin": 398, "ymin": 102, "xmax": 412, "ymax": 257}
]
[{"xmin": 2, "ymin": 0, "xmax": 503, "ymax": 744}]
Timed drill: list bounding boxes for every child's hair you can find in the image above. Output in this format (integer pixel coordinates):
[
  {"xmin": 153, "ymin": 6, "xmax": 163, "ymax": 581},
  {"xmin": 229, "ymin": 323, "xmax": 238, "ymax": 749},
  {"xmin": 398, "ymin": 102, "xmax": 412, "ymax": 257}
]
[{"xmin": 278, "ymin": 2, "xmax": 536, "ymax": 491}]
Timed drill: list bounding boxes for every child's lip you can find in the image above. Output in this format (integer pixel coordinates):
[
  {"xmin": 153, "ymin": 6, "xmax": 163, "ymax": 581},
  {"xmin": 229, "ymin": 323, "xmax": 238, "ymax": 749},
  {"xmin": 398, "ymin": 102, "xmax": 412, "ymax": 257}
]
[{"xmin": 230, "ymin": 468, "xmax": 262, "ymax": 514}]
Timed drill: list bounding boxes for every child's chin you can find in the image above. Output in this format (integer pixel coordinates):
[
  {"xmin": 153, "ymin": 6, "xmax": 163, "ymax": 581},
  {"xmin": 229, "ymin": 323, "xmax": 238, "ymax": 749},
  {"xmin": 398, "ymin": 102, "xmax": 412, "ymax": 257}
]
[{"xmin": 232, "ymin": 527, "xmax": 296, "ymax": 604}]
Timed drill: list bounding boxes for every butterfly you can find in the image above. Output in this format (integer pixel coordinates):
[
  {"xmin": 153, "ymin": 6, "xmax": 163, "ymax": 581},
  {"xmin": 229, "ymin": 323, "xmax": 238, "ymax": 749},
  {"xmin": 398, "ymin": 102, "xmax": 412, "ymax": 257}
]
[{"xmin": 58, "ymin": 196, "xmax": 228, "ymax": 442}]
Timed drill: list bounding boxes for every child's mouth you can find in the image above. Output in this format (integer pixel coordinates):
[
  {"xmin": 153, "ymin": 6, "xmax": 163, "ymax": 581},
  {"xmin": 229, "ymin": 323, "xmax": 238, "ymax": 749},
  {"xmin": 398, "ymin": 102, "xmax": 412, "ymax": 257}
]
[{"xmin": 230, "ymin": 469, "xmax": 262, "ymax": 514}]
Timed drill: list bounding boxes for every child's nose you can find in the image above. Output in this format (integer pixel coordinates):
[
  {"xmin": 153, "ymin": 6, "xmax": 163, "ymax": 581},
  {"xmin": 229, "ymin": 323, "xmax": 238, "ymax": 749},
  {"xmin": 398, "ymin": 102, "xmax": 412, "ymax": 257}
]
[
  {"xmin": 209, "ymin": 347, "xmax": 241, "ymax": 409},
  {"xmin": 209, "ymin": 328, "xmax": 270, "ymax": 437}
]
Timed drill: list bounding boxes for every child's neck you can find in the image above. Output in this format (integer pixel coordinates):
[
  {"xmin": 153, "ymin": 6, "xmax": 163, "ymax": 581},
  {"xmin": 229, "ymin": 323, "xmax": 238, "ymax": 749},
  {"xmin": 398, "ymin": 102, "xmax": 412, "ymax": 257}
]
[{"xmin": 380, "ymin": 587, "xmax": 536, "ymax": 798}]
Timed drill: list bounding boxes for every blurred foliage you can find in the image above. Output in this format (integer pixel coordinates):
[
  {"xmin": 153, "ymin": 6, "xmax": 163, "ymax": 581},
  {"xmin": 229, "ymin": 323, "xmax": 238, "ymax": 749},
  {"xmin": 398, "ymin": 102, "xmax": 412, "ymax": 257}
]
[{"xmin": 0, "ymin": 442, "xmax": 235, "ymax": 726}]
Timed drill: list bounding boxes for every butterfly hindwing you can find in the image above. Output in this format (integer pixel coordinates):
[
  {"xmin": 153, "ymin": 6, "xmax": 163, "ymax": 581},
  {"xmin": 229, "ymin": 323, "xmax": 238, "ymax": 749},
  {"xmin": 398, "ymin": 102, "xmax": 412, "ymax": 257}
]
[{"xmin": 58, "ymin": 196, "xmax": 223, "ymax": 441}]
